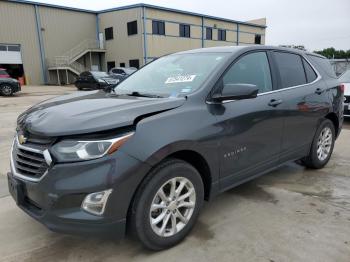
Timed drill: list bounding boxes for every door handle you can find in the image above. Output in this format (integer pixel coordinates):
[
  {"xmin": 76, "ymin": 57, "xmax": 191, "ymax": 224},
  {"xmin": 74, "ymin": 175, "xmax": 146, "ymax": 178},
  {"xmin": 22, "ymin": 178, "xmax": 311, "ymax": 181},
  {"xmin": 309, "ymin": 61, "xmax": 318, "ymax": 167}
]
[
  {"xmin": 268, "ymin": 99, "xmax": 283, "ymax": 107},
  {"xmin": 315, "ymin": 88, "xmax": 323, "ymax": 95}
]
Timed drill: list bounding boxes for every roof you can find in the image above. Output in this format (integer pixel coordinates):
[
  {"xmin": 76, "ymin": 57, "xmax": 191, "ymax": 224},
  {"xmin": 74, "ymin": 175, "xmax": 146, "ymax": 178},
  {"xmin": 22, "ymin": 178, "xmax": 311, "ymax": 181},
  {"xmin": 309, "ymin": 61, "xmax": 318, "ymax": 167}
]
[{"xmin": 7, "ymin": 0, "xmax": 266, "ymax": 28}]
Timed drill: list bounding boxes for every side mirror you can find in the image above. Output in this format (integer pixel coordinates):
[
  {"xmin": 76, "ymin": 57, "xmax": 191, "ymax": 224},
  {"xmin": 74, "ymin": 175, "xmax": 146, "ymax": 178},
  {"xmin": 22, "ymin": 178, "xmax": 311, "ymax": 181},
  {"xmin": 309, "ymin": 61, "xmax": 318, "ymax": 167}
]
[{"xmin": 212, "ymin": 83, "xmax": 259, "ymax": 102}]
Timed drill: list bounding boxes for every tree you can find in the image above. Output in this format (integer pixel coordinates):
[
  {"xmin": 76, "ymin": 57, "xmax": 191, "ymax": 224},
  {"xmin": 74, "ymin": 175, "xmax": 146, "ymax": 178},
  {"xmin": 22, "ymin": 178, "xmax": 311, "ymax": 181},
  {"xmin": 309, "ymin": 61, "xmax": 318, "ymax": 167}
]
[{"xmin": 314, "ymin": 48, "xmax": 350, "ymax": 59}]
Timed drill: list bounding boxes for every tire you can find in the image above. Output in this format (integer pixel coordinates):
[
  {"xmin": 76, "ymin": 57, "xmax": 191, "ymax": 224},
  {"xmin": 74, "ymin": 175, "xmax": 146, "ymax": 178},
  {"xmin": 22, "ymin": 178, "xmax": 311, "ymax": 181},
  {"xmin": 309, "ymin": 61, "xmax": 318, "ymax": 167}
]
[
  {"xmin": 301, "ymin": 119, "xmax": 335, "ymax": 169},
  {"xmin": 130, "ymin": 159, "xmax": 204, "ymax": 250},
  {"xmin": 0, "ymin": 84, "xmax": 14, "ymax": 96}
]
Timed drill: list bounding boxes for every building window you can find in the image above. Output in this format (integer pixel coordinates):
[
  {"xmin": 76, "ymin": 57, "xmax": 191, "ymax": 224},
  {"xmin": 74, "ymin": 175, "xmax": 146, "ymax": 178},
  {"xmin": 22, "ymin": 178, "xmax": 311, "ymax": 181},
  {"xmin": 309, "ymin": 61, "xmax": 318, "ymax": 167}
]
[
  {"xmin": 105, "ymin": 27, "xmax": 114, "ymax": 40},
  {"xmin": 129, "ymin": 59, "xmax": 140, "ymax": 69},
  {"xmin": 206, "ymin": 28, "xmax": 212, "ymax": 40},
  {"xmin": 152, "ymin": 20, "xmax": 165, "ymax": 35},
  {"xmin": 255, "ymin": 34, "xmax": 262, "ymax": 44},
  {"xmin": 127, "ymin": 21, "xmax": 138, "ymax": 36},
  {"xmin": 218, "ymin": 29, "xmax": 226, "ymax": 41},
  {"xmin": 179, "ymin": 24, "xmax": 190, "ymax": 38},
  {"xmin": 107, "ymin": 61, "xmax": 115, "ymax": 72},
  {"xmin": 120, "ymin": 62, "xmax": 126, "ymax": 67}
]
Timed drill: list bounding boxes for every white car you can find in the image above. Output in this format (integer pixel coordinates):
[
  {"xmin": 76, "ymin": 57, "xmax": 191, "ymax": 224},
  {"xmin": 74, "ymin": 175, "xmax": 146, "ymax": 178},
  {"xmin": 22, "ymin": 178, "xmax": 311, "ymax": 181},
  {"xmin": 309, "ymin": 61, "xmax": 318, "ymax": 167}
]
[{"xmin": 339, "ymin": 70, "xmax": 350, "ymax": 117}]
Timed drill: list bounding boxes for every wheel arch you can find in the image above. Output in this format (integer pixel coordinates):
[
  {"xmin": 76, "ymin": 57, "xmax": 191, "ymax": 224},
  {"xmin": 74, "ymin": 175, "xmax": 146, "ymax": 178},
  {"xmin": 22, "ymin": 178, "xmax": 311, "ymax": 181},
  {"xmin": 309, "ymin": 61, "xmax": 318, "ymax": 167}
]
[{"xmin": 325, "ymin": 112, "xmax": 339, "ymax": 138}]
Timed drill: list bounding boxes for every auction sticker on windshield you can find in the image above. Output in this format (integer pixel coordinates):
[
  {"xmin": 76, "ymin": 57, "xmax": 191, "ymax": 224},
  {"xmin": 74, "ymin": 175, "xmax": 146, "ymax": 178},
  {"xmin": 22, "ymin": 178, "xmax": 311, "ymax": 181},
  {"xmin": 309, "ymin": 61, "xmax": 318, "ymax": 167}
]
[{"xmin": 165, "ymin": 75, "xmax": 196, "ymax": 84}]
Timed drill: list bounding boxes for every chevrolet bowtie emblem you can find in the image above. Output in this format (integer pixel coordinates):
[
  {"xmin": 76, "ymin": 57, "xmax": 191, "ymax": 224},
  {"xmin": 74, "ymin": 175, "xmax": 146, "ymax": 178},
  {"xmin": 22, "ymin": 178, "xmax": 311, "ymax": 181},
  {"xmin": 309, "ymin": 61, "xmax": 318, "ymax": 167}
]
[{"xmin": 18, "ymin": 134, "xmax": 27, "ymax": 144}]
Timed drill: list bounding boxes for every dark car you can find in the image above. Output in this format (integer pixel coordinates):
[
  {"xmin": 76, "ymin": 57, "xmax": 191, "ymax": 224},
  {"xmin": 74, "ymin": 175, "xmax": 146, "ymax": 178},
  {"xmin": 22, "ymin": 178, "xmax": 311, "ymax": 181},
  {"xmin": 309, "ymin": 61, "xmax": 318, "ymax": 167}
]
[
  {"xmin": 75, "ymin": 71, "xmax": 119, "ymax": 90},
  {"xmin": 8, "ymin": 46, "xmax": 343, "ymax": 250},
  {"xmin": 109, "ymin": 67, "xmax": 137, "ymax": 82},
  {"xmin": 338, "ymin": 69, "xmax": 350, "ymax": 117},
  {"xmin": 0, "ymin": 77, "xmax": 21, "ymax": 96}
]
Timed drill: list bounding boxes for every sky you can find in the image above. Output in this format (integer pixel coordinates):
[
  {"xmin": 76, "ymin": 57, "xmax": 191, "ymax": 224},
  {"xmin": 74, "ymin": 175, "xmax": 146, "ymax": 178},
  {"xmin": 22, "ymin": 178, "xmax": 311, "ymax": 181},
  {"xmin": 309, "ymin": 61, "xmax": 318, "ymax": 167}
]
[{"xmin": 30, "ymin": 0, "xmax": 350, "ymax": 51}]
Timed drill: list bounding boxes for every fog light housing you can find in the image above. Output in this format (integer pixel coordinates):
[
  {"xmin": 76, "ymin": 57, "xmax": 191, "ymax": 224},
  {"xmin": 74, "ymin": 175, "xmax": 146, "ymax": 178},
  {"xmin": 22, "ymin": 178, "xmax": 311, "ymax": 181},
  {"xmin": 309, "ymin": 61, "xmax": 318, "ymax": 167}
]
[{"xmin": 81, "ymin": 189, "xmax": 113, "ymax": 216}]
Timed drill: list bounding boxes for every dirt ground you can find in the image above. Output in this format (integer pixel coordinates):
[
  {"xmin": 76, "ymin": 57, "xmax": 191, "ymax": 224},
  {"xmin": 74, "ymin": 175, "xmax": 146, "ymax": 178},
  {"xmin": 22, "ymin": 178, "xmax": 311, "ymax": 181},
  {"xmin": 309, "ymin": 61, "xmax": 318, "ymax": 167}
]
[{"xmin": 0, "ymin": 86, "xmax": 350, "ymax": 262}]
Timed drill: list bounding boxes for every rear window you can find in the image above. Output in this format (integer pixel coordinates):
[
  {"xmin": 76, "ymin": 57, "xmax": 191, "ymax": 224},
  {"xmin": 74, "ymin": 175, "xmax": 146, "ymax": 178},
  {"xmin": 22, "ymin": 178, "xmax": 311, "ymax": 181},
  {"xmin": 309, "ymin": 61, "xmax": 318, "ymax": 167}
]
[
  {"xmin": 307, "ymin": 55, "xmax": 337, "ymax": 79},
  {"xmin": 303, "ymin": 59, "xmax": 318, "ymax": 83},
  {"xmin": 274, "ymin": 52, "xmax": 306, "ymax": 88}
]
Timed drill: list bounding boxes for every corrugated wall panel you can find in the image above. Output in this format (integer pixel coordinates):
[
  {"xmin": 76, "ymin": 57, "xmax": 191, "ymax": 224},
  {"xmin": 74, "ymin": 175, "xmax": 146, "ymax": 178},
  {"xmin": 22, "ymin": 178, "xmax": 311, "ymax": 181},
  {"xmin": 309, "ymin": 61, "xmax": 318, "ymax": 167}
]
[{"xmin": 0, "ymin": 2, "xmax": 42, "ymax": 84}]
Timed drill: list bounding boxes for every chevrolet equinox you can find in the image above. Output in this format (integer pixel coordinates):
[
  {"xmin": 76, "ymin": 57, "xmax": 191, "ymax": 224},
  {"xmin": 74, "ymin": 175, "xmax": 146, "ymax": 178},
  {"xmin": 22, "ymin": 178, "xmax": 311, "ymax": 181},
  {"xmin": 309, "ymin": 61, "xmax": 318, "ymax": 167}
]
[{"xmin": 8, "ymin": 46, "xmax": 344, "ymax": 250}]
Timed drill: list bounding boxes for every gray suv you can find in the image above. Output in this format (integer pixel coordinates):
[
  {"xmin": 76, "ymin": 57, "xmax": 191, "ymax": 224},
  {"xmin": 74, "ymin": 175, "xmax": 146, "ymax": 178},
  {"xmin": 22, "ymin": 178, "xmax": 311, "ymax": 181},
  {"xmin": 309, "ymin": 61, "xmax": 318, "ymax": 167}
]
[{"xmin": 8, "ymin": 46, "xmax": 343, "ymax": 250}]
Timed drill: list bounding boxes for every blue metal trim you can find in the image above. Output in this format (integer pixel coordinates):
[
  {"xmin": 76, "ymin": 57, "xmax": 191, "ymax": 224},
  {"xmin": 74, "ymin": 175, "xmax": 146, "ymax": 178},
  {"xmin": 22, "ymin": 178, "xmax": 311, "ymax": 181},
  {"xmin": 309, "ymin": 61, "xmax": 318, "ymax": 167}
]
[
  {"xmin": 146, "ymin": 33, "xmax": 202, "ymax": 40},
  {"xmin": 34, "ymin": 5, "xmax": 47, "ymax": 84},
  {"xmin": 201, "ymin": 17, "xmax": 204, "ymax": 48},
  {"xmin": 142, "ymin": 7, "xmax": 148, "ymax": 64},
  {"xmin": 236, "ymin": 24, "xmax": 240, "ymax": 46},
  {"xmin": 96, "ymin": 14, "xmax": 100, "ymax": 41}
]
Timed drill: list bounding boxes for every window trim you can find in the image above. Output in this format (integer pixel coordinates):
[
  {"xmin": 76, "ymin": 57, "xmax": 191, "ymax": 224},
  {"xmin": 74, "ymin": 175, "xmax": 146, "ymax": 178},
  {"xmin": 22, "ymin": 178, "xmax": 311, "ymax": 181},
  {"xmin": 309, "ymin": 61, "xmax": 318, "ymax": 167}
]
[
  {"xmin": 127, "ymin": 20, "xmax": 138, "ymax": 36},
  {"xmin": 206, "ymin": 50, "xmax": 322, "ymax": 104},
  {"xmin": 152, "ymin": 20, "xmax": 165, "ymax": 35}
]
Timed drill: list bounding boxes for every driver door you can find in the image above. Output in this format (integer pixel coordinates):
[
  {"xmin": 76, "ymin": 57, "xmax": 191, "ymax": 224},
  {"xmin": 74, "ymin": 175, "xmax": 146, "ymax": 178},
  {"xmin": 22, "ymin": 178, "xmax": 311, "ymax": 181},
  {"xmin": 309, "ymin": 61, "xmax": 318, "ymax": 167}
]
[{"xmin": 212, "ymin": 51, "xmax": 285, "ymax": 190}]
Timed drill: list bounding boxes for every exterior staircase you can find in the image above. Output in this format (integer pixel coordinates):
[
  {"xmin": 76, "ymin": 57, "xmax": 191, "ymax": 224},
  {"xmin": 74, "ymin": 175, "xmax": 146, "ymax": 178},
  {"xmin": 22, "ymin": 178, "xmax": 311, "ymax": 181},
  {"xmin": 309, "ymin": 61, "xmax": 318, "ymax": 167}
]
[{"xmin": 47, "ymin": 39, "xmax": 106, "ymax": 85}]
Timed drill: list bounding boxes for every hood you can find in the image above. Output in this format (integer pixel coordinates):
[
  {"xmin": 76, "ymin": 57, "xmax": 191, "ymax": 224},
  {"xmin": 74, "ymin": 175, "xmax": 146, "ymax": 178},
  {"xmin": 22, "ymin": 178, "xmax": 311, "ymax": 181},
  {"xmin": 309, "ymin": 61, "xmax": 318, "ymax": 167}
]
[{"xmin": 18, "ymin": 90, "xmax": 186, "ymax": 137}]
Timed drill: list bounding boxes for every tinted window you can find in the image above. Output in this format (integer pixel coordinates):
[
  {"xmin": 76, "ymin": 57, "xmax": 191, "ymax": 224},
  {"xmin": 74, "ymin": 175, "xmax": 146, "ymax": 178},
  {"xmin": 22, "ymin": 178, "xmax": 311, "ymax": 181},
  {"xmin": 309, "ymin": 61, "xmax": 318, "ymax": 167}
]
[
  {"xmin": 179, "ymin": 24, "xmax": 190, "ymax": 38},
  {"xmin": 129, "ymin": 59, "xmax": 140, "ymax": 69},
  {"xmin": 0, "ymin": 70, "xmax": 8, "ymax": 75},
  {"xmin": 274, "ymin": 52, "xmax": 306, "ymax": 88},
  {"xmin": 0, "ymin": 45, "xmax": 7, "ymax": 51},
  {"xmin": 105, "ymin": 27, "xmax": 113, "ymax": 40},
  {"xmin": 152, "ymin": 21, "xmax": 165, "ymax": 35},
  {"xmin": 303, "ymin": 59, "xmax": 317, "ymax": 83},
  {"xmin": 113, "ymin": 69, "xmax": 124, "ymax": 74},
  {"xmin": 127, "ymin": 21, "xmax": 138, "ymax": 35},
  {"xmin": 107, "ymin": 61, "xmax": 115, "ymax": 72},
  {"xmin": 255, "ymin": 35, "xmax": 261, "ymax": 44},
  {"xmin": 307, "ymin": 55, "xmax": 337, "ymax": 79},
  {"xmin": 8, "ymin": 45, "xmax": 20, "ymax": 52},
  {"xmin": 218, "ymin": 29, "xmax": 226, "ymax": 41},
  {"xmin": 223, "ymin": 52, "xmax": 272, "ymax": 93},
  {"xmin": 206, "ymin": 28, "xmax": 212, "ymax": 40}
]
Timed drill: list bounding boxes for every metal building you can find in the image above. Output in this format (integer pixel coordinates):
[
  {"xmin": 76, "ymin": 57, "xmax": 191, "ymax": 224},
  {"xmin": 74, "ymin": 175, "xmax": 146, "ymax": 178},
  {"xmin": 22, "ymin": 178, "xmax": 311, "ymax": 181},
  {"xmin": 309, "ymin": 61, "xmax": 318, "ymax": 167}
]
[{"xmin": 0, "ymin": 0, "xmax": 267, "ymax": 85}]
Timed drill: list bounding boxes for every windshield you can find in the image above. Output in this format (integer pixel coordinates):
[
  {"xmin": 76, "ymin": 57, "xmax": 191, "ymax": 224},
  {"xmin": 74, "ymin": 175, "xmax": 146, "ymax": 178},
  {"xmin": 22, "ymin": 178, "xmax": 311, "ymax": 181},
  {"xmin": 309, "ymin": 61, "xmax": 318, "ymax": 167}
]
[
  {"xmin": 91, "ymin": 71, "xmax": 109, "ymax": 78},
  {"xmin": 115, "ymin": 53, "xmax": 230, "ymax": 97},
  {"xmin": 339, "ymin": 70, "xmax": 350, "ymax": 83}
]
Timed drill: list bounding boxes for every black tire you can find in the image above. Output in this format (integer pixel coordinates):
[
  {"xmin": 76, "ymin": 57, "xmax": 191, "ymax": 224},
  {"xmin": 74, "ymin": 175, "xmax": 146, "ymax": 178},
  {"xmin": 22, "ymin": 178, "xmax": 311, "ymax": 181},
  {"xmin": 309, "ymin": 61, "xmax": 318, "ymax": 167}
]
[
  {"xmin": 0, "ymin": 84, "xmax": 14, "ymax": 96},
  {"xmin": 301, "ymin": 119, "xmax": 335, "ymax": 169},
  {"xmin": 130, "ymin": 159, "xmax": 204, "ymax": 250}
]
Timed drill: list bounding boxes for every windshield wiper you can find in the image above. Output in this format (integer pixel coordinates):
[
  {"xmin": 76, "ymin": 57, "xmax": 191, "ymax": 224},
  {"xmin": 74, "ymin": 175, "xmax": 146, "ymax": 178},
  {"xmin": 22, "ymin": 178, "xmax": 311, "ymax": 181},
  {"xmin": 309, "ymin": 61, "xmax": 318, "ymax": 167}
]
[{"xmin": 127, "ymin": 91, "xmax": 164, "ymax": 98}]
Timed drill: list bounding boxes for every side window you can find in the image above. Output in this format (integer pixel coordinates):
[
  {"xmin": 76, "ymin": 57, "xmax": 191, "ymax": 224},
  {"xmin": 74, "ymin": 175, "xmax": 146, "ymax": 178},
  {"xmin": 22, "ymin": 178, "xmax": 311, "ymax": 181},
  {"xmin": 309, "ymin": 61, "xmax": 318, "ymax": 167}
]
[
  {"xmin": 105, "ymin": 27, "xmax": 114, "ymax": 40},
  {"xmin": 223, "ymin": 52, "xmax": 272, "ymax": 93},
  {"xmin": 303, "ymin": 59, "xmax": 317, "ymax": 83},
  {"xmin": 307, "ymin": 55, "xmax": 337, "ymax": 79},
  {"xmin": 206, "ymin": 28, "xmax": 212, "ymax": 40},
  {"xmin": 179, "ymin": 24, "xmax": 190, "ymax": 38},
  {"xmin": 218, "ymin": 29, "xmax": 226, "ymax": 41},
  {"xmin": 152, "ymin": 21, "xmax": 165, "ymax": 35},
  {"xmin": 127, "ymin": 21, "xmax": 138, "ymax": 36},
  {"xmin": 274, "ymin": 52, "xmax": 306, "ymax": 88}
]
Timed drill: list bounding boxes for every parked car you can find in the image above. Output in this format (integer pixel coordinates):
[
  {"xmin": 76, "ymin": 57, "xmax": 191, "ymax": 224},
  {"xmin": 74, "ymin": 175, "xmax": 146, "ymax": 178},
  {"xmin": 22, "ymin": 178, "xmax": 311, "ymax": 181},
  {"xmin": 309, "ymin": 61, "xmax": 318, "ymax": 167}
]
[
  {"xmin": 75, "ymin": 71, "xmax": 119, "ymax": 90},
  {"xmin": 8, "ymin": 46, "xmax": 343, "ymax": 250},
  {"xmin": 338, "ymin": 69, "xmax": 350, "ymax": 117},
  {"xmin": 0, "ymin": 68, "xmax": 10, "ymax": 78},
  {"xmin": 0, "ymin": 77, "xmax": 21, "ymax": 96},
  {"xmin": 109, "ymin": 67, "xmax": 137, "ymax": 81}
]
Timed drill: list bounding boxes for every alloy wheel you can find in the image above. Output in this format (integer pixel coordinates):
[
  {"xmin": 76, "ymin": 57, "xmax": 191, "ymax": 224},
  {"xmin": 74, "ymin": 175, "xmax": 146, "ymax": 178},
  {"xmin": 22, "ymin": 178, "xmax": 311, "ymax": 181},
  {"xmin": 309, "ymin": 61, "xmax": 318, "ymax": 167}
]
[
  {"xmin": 149, "ymin": 177, "xmax": 196, "ymax": 237},
  {"xmin": 316, "ymin": 126, "xmax": 332, "ymax": 161}
]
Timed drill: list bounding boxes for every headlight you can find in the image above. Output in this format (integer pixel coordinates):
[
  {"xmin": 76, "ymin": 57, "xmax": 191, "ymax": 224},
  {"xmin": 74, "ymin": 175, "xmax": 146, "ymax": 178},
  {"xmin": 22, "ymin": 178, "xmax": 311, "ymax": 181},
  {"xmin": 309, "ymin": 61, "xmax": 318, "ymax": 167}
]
[{"xmin": 51, "ymin": 132, "xmax": 134, "ymax": 162}]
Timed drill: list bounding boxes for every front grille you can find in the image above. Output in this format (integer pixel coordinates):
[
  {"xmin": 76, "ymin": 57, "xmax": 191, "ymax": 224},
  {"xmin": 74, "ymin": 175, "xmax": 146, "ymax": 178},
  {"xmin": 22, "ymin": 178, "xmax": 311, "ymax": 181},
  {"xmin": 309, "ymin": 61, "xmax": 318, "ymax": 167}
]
[{"xmin": 11, "ymin": 135, "xmax": 52, "ymax": 181}]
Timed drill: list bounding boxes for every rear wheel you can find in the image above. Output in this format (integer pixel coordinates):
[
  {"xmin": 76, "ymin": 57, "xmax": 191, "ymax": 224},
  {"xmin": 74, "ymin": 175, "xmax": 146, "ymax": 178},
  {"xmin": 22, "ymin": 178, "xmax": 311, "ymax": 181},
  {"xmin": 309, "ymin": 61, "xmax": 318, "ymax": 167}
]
[
  {"xmin": 301, "ymin": 119, "xmax": 335, "ymax": 169},
  {"xmin": 130, "ymin": 159, "xmax": 204, "ymax": 250},
  {"xmin": 0, "ymin": 84, "xmax": 14, "ymax": 96}
]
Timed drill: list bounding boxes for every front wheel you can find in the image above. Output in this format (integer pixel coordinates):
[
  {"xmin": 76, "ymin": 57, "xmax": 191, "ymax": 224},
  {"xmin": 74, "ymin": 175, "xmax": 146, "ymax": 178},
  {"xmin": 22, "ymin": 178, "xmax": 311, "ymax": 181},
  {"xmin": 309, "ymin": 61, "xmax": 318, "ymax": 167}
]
[
  {"xmin": 301, "ymin": 119, "xmax": 335, "ymax": 169},
  {"xmin": 130, "ymin": 159, "xmax": 204, "ymax": 250}
]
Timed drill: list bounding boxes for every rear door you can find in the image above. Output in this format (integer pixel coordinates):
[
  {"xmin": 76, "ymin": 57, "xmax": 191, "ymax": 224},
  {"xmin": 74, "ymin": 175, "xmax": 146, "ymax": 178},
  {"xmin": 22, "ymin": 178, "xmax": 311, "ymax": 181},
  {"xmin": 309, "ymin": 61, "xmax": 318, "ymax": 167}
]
[
  {"xmin": 213, "ymin": 51, "xmax": 284, "ymax": 190},
  {"xmin": 271, "ymin": 51, "xmax": 329, "ymax": 162}
]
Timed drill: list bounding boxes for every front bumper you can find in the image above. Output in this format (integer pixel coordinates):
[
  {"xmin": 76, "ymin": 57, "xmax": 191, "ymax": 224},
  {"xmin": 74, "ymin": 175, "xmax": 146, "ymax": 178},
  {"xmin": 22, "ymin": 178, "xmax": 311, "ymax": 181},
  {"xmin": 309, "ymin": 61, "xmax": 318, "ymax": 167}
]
[{"xmin": 8, "ymin": 150, "xmax": 151, "ymax": 238}]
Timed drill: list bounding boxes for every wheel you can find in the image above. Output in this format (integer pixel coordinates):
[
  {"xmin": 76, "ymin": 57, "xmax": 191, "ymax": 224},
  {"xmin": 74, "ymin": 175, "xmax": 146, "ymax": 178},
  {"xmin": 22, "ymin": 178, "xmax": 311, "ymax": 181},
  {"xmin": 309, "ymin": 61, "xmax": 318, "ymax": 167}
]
[
  {"xmin": 0, "ymin": 84, "xmax": 14, "ymax": 96},
  {"xmin": 130, "ymin": 159, "xmax": 204, "ymax": 250},
  {"xmin": 301, "ymin": 119, "xmax": 335, "ymax": 169}
]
